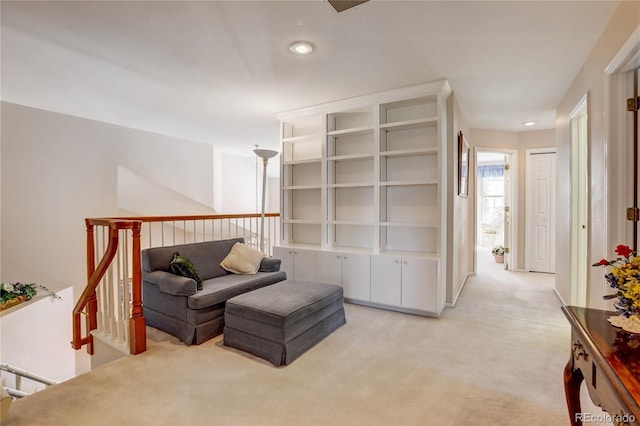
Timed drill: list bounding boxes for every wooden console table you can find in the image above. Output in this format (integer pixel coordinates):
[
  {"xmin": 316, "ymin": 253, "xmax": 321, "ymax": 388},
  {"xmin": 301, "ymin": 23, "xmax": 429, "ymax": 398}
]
[{"xmin": 562, "ymin": 306, "xmax": 640, "ymax": 426}]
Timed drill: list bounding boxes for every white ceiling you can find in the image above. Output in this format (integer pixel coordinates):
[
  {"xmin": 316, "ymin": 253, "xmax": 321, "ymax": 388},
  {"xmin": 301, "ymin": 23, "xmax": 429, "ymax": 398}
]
[{"xmin": 1, "ymin": 1, "xmax": 621, "ymax": 156}]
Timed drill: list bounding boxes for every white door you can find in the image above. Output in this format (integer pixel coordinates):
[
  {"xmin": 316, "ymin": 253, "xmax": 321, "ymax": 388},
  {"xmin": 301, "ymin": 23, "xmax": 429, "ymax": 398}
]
[
  {"xmin": 570, "ymin": 95, "xmax": 588, "ymax": 307},
  {"xmin": 526, "ymin": 151, "xmax": 557, "ymax": 273}
]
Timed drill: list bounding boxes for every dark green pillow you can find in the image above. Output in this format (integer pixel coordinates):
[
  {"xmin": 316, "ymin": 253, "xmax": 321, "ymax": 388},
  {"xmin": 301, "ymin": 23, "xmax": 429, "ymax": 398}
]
[{"xmin": 168, "ymin": 252, "xmax": 203, "ymax": 291}]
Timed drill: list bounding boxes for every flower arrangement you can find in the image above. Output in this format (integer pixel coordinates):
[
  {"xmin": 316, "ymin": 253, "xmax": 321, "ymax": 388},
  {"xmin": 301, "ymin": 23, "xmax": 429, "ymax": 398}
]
[
  {"xmin": 593, "ymin": 244, "xmax": 640, "ymax": 333},
  {"xmin": 491, "ymin": 245, "xmax": 505, "ymax": 256},
  {"xmin": 593, "ymin": 244, "xmax": 640, "ymax": 318},
  {"xmin": 0, "ymin": 282, "xmax": 61, "ymax": 311}
]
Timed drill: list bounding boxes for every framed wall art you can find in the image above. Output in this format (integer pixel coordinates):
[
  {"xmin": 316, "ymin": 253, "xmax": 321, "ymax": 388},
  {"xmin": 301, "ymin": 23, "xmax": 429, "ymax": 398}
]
[{"xmin": 458, "ymin": 131, "xmax": 470, "ymax": 198}]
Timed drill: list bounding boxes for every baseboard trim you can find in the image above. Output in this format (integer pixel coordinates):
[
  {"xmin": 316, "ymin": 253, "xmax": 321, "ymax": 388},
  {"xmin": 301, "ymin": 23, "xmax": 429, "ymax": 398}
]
[
  {"xmin": 553, "ymin": 287, "xmax": 567, "ymax": 305},
  {"xmin": 446, "ymin": 272, "xmax": 474, "ymax": 308},
  {"xmin": 344, "ymin": 299, "xmax": 441, "ymax": 318}
]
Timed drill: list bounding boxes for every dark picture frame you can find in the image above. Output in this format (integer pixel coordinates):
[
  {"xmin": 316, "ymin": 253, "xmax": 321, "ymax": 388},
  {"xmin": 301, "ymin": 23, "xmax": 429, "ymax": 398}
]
[{"xmin": 458, "ymin": 131, "xmax": 470, "ymax": 198}]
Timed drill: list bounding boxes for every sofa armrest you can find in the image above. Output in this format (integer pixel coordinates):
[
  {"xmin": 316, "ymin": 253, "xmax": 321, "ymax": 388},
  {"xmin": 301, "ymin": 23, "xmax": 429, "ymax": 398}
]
[
  {"xmin": 258, "ymin": 257, "xmax": 281, "ymax": 272},
  {"xmin": 143, "ymin": 270, "xmax": 197, "ymax": 296}
]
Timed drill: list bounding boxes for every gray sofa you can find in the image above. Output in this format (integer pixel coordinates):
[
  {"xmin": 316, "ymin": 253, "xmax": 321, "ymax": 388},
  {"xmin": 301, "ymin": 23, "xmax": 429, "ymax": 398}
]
[{"xmin": 141, "ymin": 238, "xmax": 286, "ymax": 345}]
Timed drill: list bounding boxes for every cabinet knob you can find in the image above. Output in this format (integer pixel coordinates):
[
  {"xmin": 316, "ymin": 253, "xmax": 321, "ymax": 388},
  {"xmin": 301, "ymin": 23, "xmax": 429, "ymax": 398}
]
[
  {"xmin": 403, "ymin": 260, "xmax": 408, "ymax": 265},
  {"xmin": 394, "ymin": 259, "xmax": 400, "ymax": 263}
]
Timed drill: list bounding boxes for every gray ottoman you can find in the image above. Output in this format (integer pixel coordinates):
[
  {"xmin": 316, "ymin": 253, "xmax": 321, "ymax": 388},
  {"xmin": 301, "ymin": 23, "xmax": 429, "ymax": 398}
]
[{"xmin": 223, "ymin": 279, "xmax": 346, "ymax": 366}]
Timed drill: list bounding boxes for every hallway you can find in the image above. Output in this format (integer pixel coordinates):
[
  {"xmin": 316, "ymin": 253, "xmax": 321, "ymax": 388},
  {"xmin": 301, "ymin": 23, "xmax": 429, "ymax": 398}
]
[{"xmin": 476, "ymin": 246, "xmax": 555, "ymax": 288}]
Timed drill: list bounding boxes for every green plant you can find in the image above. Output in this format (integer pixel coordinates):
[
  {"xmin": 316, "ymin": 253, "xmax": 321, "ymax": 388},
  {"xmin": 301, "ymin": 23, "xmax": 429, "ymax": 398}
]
[
  {"xmin": 0, "ymin": 282, "xmax": 61, "ymax": 305},
  {"xmin": 491, "ymin": 245, "xmax": 505, "ymax": 256}
]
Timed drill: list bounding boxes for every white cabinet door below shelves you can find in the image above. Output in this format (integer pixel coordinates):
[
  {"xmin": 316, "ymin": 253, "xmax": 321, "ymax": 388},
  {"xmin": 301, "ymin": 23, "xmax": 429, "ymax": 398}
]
[
  {"xmin": 272, "ymin": 246, "xmax": 293, "ymax": 279},
  {"xmin": 273, "ymin": 247, "xmax": 317, "ymax": 281},
  {"xmin": 316, "ymin": 252, "xmax": 342, "ymax": 285},
  {"xmin": 370, "ymin": 255, "xmax": 439, "ymax": 313},
  {"xmin": 341, "ymin": 253, "xmax": 371, "ymax": 301},
  {"xmin": 401, "ymin": 258, "xmax": 438, "ymax": 312},
  {"xmin": 370, "ymin": 255, "xmax": 401, "ymax": 305},
  {"xmin": 316, "ymin": 251, "xmax": 370, "ymax": 301},
  {"xmin": 293, "ymin": 249, "xmax": 317, "ymax": 281}
]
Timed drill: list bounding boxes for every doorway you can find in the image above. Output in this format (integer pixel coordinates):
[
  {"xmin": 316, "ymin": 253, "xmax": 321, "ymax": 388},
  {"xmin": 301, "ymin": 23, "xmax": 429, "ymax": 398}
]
[{"xmin": 475, "ymin": 150, "xmax": 515, "ymax": 271}]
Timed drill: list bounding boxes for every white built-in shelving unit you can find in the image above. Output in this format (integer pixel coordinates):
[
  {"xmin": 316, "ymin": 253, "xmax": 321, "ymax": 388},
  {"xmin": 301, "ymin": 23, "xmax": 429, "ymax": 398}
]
[{"xmin": 274, "ymin": 80, "xmax": 451, "ymax": 317}]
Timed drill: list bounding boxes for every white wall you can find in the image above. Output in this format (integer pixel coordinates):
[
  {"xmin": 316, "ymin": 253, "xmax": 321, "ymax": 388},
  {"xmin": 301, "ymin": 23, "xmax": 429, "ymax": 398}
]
[
  {"xmin": 0, "ymin": 102, "xmax": 260, "ymax": 374},
  {"xmin": 117, "ymin": 165, "xmax": 216, "ymax": 216},
  {"xmin": 1, "ymin": 100, "xmax": 3, "ymax": 279},
  {"xmin": 447, "ymin": 94, "xmax": 474, "ymax": 305},
  {"xmin": 211, "ymin": 150, "xmax": 280, "ymax": 215},
  {"xmin": 268, "ymin": 176, "xmax": 280, "ymax": 215},
  {"xmin": 555, "ymin": 1, "xmax": 640, "ymax": 307},
  {"xmin": 215, "ymin": 151, "xmax": 258, "ymax": 214},
  {"xmin": 1, "ymin": 103, "xmax": 117, "ymax": 293},
  {"xmin": 0, "ymin": 287, "xmax": 75, "ymax": 394},
  {"xmin": 1, "ymin": 102, "xmax": 232, "ymax": 287},
  {"xmin": 114, "ymin": 124, "xmax": 215, "ymax": 210}
]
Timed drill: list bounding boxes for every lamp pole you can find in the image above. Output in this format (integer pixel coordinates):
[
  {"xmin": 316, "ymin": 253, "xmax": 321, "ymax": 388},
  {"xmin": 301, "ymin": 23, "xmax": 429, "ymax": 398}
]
[{"xmin": 254, "ymin": 149, "xmax": 278, "ymax": 253}]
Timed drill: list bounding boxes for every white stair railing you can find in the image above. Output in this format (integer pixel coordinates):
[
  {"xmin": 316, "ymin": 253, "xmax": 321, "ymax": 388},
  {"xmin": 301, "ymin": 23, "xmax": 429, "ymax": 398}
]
[{"xmin": 0, "ymin": 363, "xmax": 56, "ymax": 399}]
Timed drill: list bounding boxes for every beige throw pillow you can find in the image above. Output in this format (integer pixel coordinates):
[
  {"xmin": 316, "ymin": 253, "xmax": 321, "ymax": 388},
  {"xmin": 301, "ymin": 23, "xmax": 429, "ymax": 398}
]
[{"xmin": 220, "ymin": 242, "xmax": 265, "ymax": 274}]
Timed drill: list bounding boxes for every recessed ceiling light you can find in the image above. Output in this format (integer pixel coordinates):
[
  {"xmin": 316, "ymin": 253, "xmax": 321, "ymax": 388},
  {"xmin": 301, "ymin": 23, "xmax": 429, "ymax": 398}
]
[
  {"xmin": 289, "ymin": 41, "xmax": 314, "ymax": 56},
  {"xmin": 522, "ymin": 121, "xmax": 536, "ymax": 126}
]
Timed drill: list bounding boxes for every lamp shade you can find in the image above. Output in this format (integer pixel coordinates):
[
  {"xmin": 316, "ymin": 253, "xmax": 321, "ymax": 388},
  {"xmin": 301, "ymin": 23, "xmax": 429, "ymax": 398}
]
[{"xmin": 254, "ymin": 149, "xmax": 278, "ymax": 160}]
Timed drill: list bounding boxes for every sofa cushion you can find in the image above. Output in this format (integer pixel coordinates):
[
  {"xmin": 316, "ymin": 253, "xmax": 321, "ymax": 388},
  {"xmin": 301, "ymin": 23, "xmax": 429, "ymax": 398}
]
[
  {"xmin": 169, "ymin": 252, "xmax": 203, "ymax": 290},
  {"xmin": 220, "ymin": 242, "xmax": 265, "ymax": 275},
  {"xmin": 142, "ymin": 238, "xmax": 244, "ymax": 280},
  {"xmin": 187, "ymin": 271, "xmax": 286, "ymax": 310}
]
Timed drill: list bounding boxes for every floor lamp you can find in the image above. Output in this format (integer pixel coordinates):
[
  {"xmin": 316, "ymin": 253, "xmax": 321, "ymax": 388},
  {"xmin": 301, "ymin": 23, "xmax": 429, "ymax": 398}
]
[{"xmin": 254, "ymin": 148, "xmax": 278, "ymax": 254}]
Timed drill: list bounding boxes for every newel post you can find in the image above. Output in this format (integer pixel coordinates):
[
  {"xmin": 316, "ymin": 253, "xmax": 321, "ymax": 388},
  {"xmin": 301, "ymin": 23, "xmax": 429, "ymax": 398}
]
[{"xmin": 129, "ymin": 221, "xmax": 146, "ymax": 354}]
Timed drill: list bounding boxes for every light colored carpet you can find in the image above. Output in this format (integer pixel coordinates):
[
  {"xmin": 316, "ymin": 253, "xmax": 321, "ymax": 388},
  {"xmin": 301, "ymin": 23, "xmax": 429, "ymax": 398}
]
[{"xmin": 3, "ymin": 251, "xmax": 596, "ymax": 425}]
